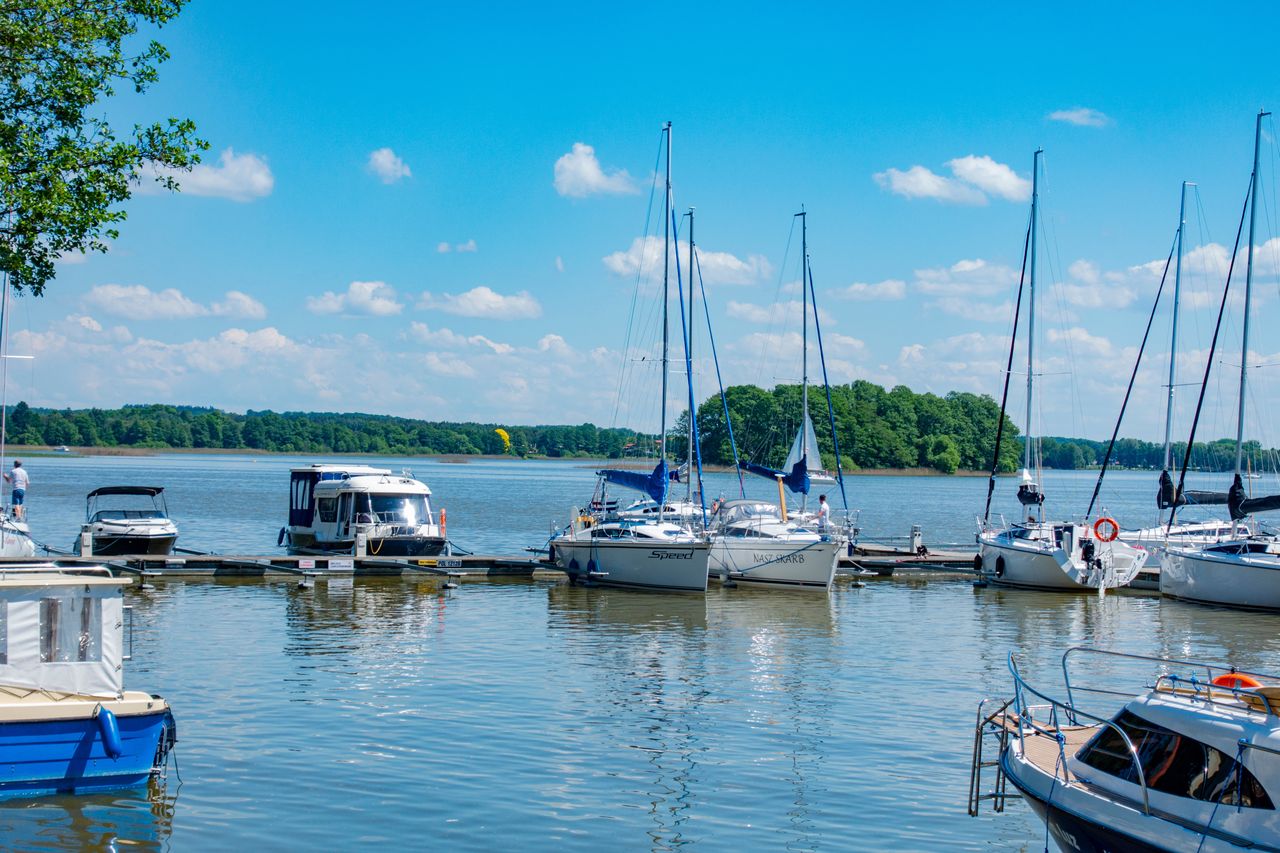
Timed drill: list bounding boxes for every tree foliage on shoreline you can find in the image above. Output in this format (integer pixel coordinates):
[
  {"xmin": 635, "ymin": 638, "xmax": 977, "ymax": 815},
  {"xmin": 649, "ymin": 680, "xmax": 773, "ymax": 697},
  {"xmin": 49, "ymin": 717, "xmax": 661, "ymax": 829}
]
[{"xmin": 1, "ymin": 0, "xmax": 205, "ymax": 293}]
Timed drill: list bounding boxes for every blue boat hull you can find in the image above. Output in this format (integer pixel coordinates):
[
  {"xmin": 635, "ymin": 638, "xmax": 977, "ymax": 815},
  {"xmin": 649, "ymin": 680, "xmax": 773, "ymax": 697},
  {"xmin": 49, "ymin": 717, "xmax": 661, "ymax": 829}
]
[{"xmin": 0, "ymin": 708, "xmax": 175, "ymax": 796}]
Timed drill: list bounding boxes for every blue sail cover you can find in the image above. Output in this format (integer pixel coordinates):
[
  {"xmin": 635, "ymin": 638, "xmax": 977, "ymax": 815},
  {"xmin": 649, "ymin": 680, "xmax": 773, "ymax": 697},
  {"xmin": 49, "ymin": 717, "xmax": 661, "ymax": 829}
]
[
  {"xmin": 739, "ymin": 458, "xmax": 811, "ymax": 495},
  {"xmin": 599, "ymin": 459, "xmax": 670, "ymax": 505}
]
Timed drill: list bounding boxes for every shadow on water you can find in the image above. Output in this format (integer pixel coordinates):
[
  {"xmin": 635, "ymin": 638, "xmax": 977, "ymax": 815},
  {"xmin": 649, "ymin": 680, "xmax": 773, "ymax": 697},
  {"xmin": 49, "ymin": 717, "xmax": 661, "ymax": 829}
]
[{"xmin": 0, "ymin": 776, "xmax": 176, "ymax": 852}]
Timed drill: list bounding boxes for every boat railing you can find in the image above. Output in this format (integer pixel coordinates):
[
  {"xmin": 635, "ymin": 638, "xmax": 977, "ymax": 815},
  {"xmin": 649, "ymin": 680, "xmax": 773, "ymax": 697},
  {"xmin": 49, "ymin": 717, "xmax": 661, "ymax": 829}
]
[
  {"xmin": 1060, "ymin": 646, "xmax": 1278, "ymax": 717},
  {"xmin": 1008, "ymin": 652, "xmax": 1152, "ymax": 816},
  {"xmin": 0, "ymin": 562, "xmax": 115, "ymax": 579}
]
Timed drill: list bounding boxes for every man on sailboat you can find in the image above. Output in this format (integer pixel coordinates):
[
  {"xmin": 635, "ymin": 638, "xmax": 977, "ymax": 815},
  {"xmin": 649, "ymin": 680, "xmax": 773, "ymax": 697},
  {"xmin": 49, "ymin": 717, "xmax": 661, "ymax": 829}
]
[
  {"xmin": 817, "ymin": 494, "xmax": 830, "ymax": 530},
  {"xmin": 6, "ymin": 461, "xmax": 28, "ymax": 520}
]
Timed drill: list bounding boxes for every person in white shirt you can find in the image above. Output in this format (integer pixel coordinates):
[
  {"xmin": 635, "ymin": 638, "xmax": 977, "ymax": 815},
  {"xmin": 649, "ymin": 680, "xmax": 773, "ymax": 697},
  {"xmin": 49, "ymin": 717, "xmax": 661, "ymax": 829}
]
[
  {"xmin": 5, "ymin": 460, "xmax": 28, "ymax": 520},
  {"xmin": 816, "ymin": 494, "xmax": 830, "ymax": 531}
]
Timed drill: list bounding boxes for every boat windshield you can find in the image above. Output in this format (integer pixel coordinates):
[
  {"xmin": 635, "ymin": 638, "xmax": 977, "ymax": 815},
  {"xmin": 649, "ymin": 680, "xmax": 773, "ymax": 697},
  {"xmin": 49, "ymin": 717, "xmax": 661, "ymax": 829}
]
[
  {"xmin": 720, "ymin": 502, "xmax": 782, "ymax": 525},
  {"xmin": 361, "ymin": 494, "xmax": 431, "ymax": 526}
]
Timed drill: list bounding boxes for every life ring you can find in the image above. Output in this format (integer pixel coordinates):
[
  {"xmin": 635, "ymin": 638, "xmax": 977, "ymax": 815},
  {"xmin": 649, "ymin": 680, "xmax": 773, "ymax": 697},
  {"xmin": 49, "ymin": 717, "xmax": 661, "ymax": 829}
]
[
  {"xmin": 1093, "ymin": 517, "xmax": 1119, "ymax": 542},
  {"xmin": 1213, "ymin": 672, "xmax": 1263, "ymax": 689}
]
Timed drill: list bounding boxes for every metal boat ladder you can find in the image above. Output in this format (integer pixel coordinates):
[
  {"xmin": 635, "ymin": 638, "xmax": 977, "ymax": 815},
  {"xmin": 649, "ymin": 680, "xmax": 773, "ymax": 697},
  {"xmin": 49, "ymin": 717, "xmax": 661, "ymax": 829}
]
[{"xmin": 968, "ymin": 697, "xmax": 1019, "ymax": 815}]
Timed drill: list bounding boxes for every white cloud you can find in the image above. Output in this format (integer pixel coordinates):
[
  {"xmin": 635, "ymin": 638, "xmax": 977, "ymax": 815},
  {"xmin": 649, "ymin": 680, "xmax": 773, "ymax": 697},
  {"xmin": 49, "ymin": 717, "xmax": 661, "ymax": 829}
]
[
  {"xmin": 422, "ymin": 352, "xmax": 477, "ymax": 378},
  {"xmin": 555, "ymin": 256, "xmax": 565, "ymax": 273},
  {"xmin": 408, "ymin": 322, "xmax": 513, "ymax": 354},
  {"xmin": 873, "ymin": 165, "xmax": 987, "ymax": 205},
  {"xmin": 726, "ymin": 300, "xmax": 835, "ymax": 326},
  {"xmin": 417, "ymin": 285, "xmax": 541, "ymax": 319},
  {"xmin": 306, "ymin": 281, "xmax": 403, "ymax": 316},
  {"xmin": 138, "ymin": 148, "xmax": 274, "ymax": 202},
  {"xmin": 1060, "ymin": 282, "xmax": 1136, "ymax": 309},
  {"xmin": 914, "ymin": 258, "xmax": 1019, "ymax": 296},
  {"xmin": 538, "ymin": 334, "xmax": 572, "ymax": 356},
  {"xmin": 928, "ymin": 297, "xmax": 1015, "ymax": 323},
  {"xmin": 602, "ymin": 236, "xmax": 770, "ymax": 285},
  {"xmin": 368, "ymin": 147, "xmax": 412, "ymax": 183},
  {"xmin": 1048, "ymin": 107, "xmax": 1112, "ymax": 128},
  {"xmin": 84, "ymin": 284, "xmax": 266, "ymax": 321},
  {"xmin": 1068, "ymin": 259, "xmax": 1101, "ymax": 284},
  {"xmin": 875, "ymin": 156, "xmax": 1028, "ymax": 205},
  {"xmin": 1047, "ymin": 327, "xmax": 1114, "ymax": 356},
  {"xmin": 831, "ymin": 279, "xmax": 906, "ymax": 301},
  {"xmin": 437, "ymin": 242, "xmax": 451, "ymax": 254},
  {"xmin": 946, "ymin": 155, "xmax": 1031, "ymax": 202},
  {"xmin": 455, "ymin": 239, "xmax": 477, "ymax": 253},
  {"xmin": 553, "ymin": 142, "xmax": 638, "ymax": 197}
]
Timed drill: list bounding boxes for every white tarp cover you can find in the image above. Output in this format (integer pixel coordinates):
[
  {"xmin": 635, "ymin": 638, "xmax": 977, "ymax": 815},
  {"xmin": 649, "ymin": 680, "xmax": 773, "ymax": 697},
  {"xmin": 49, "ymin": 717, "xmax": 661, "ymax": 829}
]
[
  {"xmin": 0, "ymin": 583, "xmax": 123, "ymax": 698},
  {"xmin": 784, "ymin": 412, "xmax": 823, "ymax": 474}
]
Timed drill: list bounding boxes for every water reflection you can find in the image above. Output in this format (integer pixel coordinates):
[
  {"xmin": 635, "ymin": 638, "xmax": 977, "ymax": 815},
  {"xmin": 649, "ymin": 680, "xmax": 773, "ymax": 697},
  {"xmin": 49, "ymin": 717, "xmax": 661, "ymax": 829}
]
[{"xmin": 0, "ymin": 777, "xmax": 176, "ymax": 852}]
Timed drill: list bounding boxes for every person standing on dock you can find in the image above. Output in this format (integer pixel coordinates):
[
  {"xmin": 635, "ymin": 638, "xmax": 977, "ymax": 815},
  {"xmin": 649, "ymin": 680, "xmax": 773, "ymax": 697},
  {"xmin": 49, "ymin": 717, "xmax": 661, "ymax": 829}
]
[
  {"xmin": 5, "ymin": 461, "xmax": 28, "ymax": 521},
  {"xmin": 816, "ymin": 494, "xmax": 829, "ymax": 531}
]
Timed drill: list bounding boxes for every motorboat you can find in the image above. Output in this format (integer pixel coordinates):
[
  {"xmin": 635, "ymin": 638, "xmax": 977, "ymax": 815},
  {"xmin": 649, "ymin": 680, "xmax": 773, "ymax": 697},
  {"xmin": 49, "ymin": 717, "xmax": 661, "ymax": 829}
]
[
  {"xmin": 0, "ymin": 564, "xmax": 176, "ymax": 796},
  {"xmin": 82, "ymin": 486, "xmax": 178, "ymax": 556},
  {"xmin": 971, "ymin": 647, "xmax": 1280, "ymax": 851},
  {"xmin": 282, "ymin": 464, "xmax": 445, "ymax": 557},
  {"xmin": 708, "ymin": 499, "xmax": 839, "ymax": 590}
]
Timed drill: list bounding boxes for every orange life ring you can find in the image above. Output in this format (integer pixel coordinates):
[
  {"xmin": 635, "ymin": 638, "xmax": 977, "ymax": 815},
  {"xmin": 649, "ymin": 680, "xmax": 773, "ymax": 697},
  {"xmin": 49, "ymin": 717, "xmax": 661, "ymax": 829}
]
[
  {"xmin": 1093, "ymin": 517, "xmax": 1119, "ymax": 542},
  {"xmin": 1212, "ymin": 672, "xmax": 1263, "ymax": 689}
]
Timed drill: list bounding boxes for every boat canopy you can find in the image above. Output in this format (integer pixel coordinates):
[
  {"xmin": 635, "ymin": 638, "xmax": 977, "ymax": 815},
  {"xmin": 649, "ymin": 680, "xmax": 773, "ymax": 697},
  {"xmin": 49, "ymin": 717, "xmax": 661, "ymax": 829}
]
[
  {"xmin": 1156, "ymin": 469, "xmax": 1227, "ymax": 509},
  {"xmin": 86, "ymin": 486, "xmax": 164, "ymax": 498},
  {"xmin": 598, "ymin": 460, "xmax": 669, "ymax": 505}
]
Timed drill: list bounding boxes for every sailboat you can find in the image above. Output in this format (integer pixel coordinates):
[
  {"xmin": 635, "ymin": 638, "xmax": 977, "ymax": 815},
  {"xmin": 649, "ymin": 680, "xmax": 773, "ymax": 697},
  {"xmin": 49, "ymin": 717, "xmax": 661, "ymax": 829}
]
[
  {"xmin": 0, "ymin": 263, "xmax": 37, "ymax": 558},
  {"xmin": 1162, "ymin": 109, "xmax": 1280, "ymax": 610},
  {"xmin": 550, "ymin": 123, "xmax": 710, "ymax": 593},
  {"xmin": 976, "ymin": 149, "xmax": 1147, "ymax": 591}
]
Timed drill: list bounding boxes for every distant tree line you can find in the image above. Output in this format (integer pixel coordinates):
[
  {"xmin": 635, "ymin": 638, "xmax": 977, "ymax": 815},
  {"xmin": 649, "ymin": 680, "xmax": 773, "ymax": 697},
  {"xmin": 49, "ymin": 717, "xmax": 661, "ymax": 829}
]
[{"xmin": 6, "ymin": 391, "xmax": 1267, "ymax": 474}]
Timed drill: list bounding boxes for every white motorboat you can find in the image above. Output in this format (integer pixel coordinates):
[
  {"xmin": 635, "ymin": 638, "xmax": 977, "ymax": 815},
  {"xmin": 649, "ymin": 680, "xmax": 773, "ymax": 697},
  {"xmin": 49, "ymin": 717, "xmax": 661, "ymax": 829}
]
[
  {"xmin": 550, "ymin": 123, "xmax": 709, "ymax": 594},
  {"xmin": 0, "ymin": 564, "xmax": 177, "ymax": 796},
  {"xmin": 82, "ymin": 486, "xmax": 178, "ymax": 556},
  {"xmin": 973, "ymin": 648, "xmax": 1280, "ymax": 851},
  {"xmin": 708, "ymin": 499, "xmax": 839, "ymax": 590},
  {"xmin": 282, "ymin": 464, "xmax": 445, "ymax": 557}
]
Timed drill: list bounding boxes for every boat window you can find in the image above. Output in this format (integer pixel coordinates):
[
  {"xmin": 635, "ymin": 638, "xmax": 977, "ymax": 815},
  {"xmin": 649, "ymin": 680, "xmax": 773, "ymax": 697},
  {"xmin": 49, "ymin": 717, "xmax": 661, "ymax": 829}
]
[
  {"xmin": 1077, "ymin": 709, "xmax": 1274, "ymax": 808},
  {"xmin": 316, "ymin": 498, "xmax": 337, "ymax": 523},
  {"xmin": 369, "ymin": 495, "xmax": 429, "ymax": 526},
  {"xmin": 39, "ymin": 595, "xmax": 102, "ymax": 663},
  {"xmin": 91, "ymin": 509, "xmax": 164, "ymax": 522},
  {"xmin": 337, "ymin": 494, "xmax": 352, "ymax": 525}
]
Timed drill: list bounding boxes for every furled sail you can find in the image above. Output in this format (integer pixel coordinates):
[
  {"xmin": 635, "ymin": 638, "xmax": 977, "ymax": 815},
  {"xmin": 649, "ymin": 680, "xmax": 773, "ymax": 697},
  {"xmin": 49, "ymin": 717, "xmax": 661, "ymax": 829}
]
[
  {"xmin": 785, "ymin": 413, "xmax": 823, "ymax": 477},
  {"xmin": 1156, "ymin": 469, "xmax": 1229, "ymax": 509},
  {"xmin": 739, "ymin": 459, "xmax": 810, "ymax": 495},
  {"xmin": 1227, "ymin": 473, "xmax": 1280, "ymax": 520},
  {"xmin": 599, "ymin": 460, "xmax": 669, "ymax": 505}
]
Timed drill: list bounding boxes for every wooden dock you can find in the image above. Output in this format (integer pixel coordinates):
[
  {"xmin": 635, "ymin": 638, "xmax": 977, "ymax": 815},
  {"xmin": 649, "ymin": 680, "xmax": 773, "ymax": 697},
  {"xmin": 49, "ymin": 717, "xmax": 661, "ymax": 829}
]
[
  {"xmin": 838, "ymin": 542, "xmax": 978, "ymax": 576},
  {"xmin": 8, "ymin": 552, "xmax": 561, "ymax": 581}
]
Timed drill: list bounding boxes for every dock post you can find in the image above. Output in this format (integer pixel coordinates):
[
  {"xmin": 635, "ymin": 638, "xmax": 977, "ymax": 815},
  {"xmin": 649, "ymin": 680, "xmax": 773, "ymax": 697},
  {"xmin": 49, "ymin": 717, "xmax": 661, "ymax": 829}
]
[
  {"xmin": 911, "ymin": 525, "xmax": 924, "ymax": 555},
  {"xmin": 355, "ymin": 532, "xmax": 367, "ymax": 558},
  {"xmin": 80, "ymin": 526, "xmax": 93, "ymax": 557}
]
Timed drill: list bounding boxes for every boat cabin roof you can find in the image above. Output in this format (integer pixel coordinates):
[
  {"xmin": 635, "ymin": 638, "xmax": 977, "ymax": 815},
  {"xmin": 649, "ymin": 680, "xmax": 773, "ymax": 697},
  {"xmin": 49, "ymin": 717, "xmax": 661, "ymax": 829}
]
[
  {"xmin": 86, "ymin": 485, "xmax": 164, "ymax": 498},
  {"xmin": 291, "ymin": 463, "xmax": 391, "ymax": 478},
  {"xmin": 313, "ymin": 474, "xmax": 431, "ymax": 496}
]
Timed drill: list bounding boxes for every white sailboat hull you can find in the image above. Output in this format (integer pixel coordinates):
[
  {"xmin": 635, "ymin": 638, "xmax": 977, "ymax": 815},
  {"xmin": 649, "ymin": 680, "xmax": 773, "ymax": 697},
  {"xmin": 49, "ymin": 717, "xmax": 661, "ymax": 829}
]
[
  {"xmin": 709, "ymin": 537, "xmax": 839, "ymax": 590},
  {"xmin": 978, "ymin": 528, "xmax": 1146, "ymax": 591},
  {"xmin": 552, "ymin": 536, "xmax": 710, "ymax": 592},
  {"xmin": 1118, "ymin": 520, "xmax": 1236, "ymax": 589},
  {"xmin": 1160, "ymin": 544, "xmax": 1280, "ymax": 610}
]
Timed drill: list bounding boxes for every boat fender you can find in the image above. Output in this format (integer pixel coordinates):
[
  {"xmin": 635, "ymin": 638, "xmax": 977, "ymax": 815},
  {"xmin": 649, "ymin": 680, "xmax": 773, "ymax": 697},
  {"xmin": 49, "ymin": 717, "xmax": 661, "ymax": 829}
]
[
  {"xmin": 568, "ymin": 558, "xmax": 579, "ymax": 572},
  {"xmin": 973, "ymin": 554, "xmax": 983, "ymax": 573},
  {"xmin": 1213, "ymin": 672, "xmax": 1264, "ymax": 689},
  {"xmin": 95, "ymin": 704, "xmax": 123, "ymax": 759},
  {"xmin": 277, "ymin": 527, "xmax": 287, "ymax": 547},
  {"xmin": 1093, "ymin": 517, "xmax": 1119, "ymax": 543},
  {"xmin": 587, "ymin": 559, "xmax": 598, "ymax": 575},
  {"xmin": 994, "ymin": 556, "xmax": 1005, "ymax": 578},
  {"xmin": 440, "ymin": 508, "xmax": 447, "ymax": 539}
]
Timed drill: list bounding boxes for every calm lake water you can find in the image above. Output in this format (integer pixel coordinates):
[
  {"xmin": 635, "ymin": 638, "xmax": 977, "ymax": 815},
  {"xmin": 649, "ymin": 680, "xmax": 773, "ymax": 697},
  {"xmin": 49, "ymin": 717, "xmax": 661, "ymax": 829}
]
[{"xmin": 0, "ymin": 453, "xmax": 1274, "ymax": 851}]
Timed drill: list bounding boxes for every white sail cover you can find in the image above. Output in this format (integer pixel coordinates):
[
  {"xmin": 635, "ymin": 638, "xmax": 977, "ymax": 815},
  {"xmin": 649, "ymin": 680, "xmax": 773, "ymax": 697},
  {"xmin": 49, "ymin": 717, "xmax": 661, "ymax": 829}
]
[
  {"xmin": 784, "ymin": 412, "xmax": 824, "ymax": 474},
  {"xmin": 0, "ymin": 581, "xmax": 124, "ymax": 698}
]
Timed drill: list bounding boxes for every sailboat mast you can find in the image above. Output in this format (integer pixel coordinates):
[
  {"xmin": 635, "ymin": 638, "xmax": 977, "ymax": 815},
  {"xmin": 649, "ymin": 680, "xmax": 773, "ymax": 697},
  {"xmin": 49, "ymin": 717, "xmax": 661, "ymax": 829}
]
[
  {"xmin": 1235, "ymin": 111, "xmax": 1266, "ymax": 477},
  {"xmin": 1024, "ymin": 150, "xmax": 1041, "ymax": 477},
  {"xmin": 687, "ymin": 206, "xmax": 695, "ymax": 504},
  {"xmin": 1162, "ymin": 181, "xmax": 1189, "ymax": 474},
  {"xmin": 799, "ymin": 208, "xmax": 809, "ymax": 455},
  {"xmin": 659, "ymin": 122, "xmax": 671, "ymax": 488}
]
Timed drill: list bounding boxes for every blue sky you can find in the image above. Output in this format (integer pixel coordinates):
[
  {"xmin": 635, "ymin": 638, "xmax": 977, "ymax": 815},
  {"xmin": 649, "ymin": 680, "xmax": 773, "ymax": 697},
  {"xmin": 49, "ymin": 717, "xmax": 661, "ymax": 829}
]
[{"xmin": 17, "ymin": 2, "xmax": 1280, "ymax": 441}]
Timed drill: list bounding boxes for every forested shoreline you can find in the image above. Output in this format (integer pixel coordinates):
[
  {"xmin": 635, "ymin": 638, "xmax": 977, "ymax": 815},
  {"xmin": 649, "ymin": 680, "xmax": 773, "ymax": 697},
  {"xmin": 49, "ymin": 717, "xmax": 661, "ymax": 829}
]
[{"xmin": 4, "ymin": 382, "xmax": 1270, "ymax": 474}]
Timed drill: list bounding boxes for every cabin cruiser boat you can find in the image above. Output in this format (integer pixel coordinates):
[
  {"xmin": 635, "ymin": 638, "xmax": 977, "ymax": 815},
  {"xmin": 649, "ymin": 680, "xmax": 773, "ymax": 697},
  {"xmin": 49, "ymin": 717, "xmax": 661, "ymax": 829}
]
[
  {"xmin": 972, "ymin": 648, "xmax": 1280, "ymax": 852},
  {"xmin": 0, "ymin": 564, "xmax": 176, "ymax": 795},
  {"xmin": 708, "ymin": 500, "xmax": 839, "ymax": 590},
  {"xmin": 281, "ymin": 464, "xmax": 445, "ymax": 557},
  {"xmin": 82, "ymin": 486, "xmax": 178, "ymax": 556}
]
